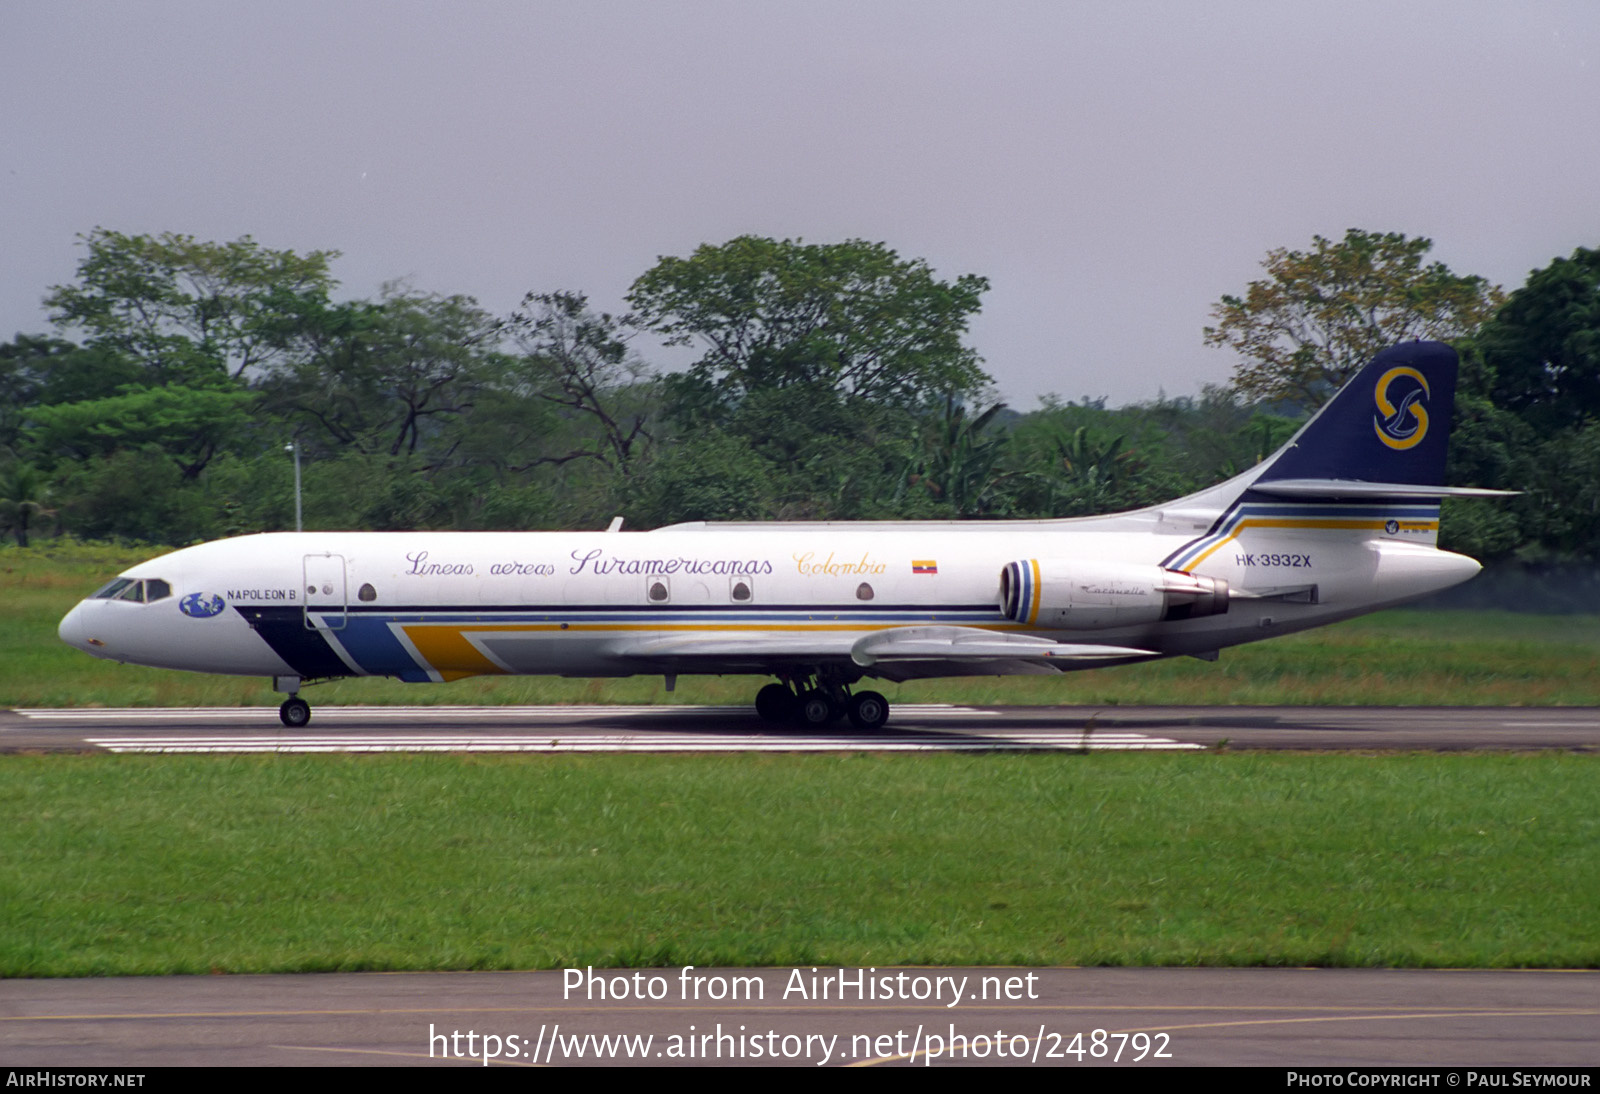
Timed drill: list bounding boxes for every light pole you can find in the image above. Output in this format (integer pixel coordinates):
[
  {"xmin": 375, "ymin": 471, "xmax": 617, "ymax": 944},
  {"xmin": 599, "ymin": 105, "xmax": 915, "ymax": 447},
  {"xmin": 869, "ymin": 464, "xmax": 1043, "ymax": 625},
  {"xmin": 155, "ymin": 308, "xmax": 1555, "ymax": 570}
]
[{"xmin": 284, "ymin": 440, "xmax": 302, "ymax": 532}]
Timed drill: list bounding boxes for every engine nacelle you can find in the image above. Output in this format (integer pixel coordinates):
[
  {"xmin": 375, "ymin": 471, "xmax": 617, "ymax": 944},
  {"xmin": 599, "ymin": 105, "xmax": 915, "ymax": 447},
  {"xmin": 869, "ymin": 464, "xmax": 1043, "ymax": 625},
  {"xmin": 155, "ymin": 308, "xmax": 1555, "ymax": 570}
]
[{"xmin": 999, "ymin": 559, "xmax": 1229, "ymax": 629}]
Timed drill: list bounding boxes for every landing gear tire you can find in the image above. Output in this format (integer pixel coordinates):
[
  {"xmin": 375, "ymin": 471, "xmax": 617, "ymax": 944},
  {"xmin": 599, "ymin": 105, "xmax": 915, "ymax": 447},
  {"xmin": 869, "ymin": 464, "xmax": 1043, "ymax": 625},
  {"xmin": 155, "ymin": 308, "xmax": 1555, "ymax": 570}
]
[
  {"xmin": 755, "ymin": 683, "xmax": 795, "ymax": 725},
  {"xmin": 847, "ymin": 690, "xmax": 890, "ymax": 731},
  {"xmin": 279, "ymin": 697, "xmax": 311, "ymax": 728},
  {"xmin": 797, "ymin": 690, "xmax": 837, "ymax": 727}
]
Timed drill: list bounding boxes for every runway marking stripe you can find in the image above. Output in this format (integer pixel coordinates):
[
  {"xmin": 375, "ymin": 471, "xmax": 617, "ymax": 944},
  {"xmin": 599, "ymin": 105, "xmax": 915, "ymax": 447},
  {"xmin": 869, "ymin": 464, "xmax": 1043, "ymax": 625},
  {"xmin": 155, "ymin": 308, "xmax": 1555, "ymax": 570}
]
[
  {"xmin": 84, "ymin": 733, "xmax": 1203, "ymax": 754},
  {"xmin": 83, "ymin": 734, "xmax": 1177, "ymax": 744},
  {"xmin": 16, "ymin": 704, "xmax": 989, "ymax": 719}
]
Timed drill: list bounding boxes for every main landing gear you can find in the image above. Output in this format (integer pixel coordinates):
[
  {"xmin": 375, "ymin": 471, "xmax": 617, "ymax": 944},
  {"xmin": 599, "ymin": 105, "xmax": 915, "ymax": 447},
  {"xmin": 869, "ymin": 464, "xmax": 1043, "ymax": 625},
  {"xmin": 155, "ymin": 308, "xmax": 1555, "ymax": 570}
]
[{"xmin": 754, "ymin": 677, "xmax": 891, "ymax": 731}]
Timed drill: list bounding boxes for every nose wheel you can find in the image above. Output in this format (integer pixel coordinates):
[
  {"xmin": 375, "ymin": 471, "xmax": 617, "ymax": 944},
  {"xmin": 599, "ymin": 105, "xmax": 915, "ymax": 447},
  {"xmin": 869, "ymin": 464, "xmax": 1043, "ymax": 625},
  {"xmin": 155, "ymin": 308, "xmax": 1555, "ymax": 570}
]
[{"xmin": 279, "ymin": 697, "xmax": 312, "ymax": 728}]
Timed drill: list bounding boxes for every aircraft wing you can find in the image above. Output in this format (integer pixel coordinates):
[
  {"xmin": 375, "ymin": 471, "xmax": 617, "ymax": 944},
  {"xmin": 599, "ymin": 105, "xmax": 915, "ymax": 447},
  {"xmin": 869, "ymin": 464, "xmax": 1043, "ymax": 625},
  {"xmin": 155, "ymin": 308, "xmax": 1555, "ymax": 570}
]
[
  {"xmin": 609, "ymin": 625, "xmax": 1157, "ymax": 670},
  {"xmin": 611, "ymin": 633, "xmax": 859, "ymax": 661},
  {"xmin": 848, "ymin": 626, "xmax": 1156, "ymax": 666}
]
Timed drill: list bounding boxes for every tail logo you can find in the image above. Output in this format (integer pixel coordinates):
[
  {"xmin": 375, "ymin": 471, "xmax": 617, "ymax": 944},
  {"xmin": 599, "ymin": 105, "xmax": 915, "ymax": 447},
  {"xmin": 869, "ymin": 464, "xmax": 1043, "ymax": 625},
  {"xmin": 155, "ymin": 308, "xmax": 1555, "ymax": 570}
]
[{"xmin": 1373, "ymin": 367, "xmax": 1430, "ymax": 451}]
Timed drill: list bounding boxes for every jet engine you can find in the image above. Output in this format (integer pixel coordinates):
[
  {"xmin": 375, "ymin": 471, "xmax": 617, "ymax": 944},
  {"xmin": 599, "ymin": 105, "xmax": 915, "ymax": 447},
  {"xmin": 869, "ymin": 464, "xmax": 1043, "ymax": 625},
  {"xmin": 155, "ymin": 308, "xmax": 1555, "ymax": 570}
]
[{"xmin": 999, "ymin": 560, "xmax": 1229, "ymax": 629}]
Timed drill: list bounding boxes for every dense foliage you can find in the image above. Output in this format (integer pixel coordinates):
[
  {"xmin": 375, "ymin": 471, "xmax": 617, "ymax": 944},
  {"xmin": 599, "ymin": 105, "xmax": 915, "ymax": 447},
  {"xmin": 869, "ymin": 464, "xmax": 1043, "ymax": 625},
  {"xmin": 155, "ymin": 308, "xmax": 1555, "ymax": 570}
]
[
  {"xmin": 1, "ymin": 229, "xmax": 1595, "ymax": 567},
  {"xmin": 1204, "ymin": 229, "xmax": 1503, "ymax": 406}
]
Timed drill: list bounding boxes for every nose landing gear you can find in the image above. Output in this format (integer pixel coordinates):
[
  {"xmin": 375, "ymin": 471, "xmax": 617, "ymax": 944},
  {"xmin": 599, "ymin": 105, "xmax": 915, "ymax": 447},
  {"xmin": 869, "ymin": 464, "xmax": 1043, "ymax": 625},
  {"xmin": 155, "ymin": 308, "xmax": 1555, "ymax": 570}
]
[{"xmin": 274, "ymin": 675, "xmax": 311, "ymax": 727}]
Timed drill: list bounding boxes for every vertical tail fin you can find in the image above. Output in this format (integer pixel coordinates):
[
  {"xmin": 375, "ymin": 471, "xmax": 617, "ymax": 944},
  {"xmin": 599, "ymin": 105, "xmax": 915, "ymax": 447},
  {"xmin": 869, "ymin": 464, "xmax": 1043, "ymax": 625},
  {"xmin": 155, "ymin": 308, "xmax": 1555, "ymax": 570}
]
[
  {"xmin": 1253, "ymin": 340, "xmax": 1457, "ymax": 489},
  {"xmin": 1161, "ymin": 342, "xmax": 1508, "ymax": 573}
]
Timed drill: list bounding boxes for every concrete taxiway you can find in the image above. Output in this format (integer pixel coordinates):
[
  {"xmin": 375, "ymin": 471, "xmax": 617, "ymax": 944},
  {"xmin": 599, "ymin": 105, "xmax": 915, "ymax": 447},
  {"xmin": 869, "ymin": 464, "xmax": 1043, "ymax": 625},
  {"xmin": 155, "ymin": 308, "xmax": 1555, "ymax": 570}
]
[{"xmin": 3, "ymin": 704, "xmax": 1599, "ymax": 753}]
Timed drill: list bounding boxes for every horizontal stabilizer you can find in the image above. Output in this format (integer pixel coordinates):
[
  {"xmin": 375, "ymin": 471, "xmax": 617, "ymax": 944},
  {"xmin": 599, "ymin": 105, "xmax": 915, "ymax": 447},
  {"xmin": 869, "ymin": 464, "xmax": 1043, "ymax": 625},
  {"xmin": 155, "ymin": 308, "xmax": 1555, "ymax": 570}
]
[
  {"xmin": 1250, "ymin": 478, "xmax": 1517, "ymax": 499},
  {"xmin": 850, "ymin": 626, "xmax": 1155, "ymax": 667}
]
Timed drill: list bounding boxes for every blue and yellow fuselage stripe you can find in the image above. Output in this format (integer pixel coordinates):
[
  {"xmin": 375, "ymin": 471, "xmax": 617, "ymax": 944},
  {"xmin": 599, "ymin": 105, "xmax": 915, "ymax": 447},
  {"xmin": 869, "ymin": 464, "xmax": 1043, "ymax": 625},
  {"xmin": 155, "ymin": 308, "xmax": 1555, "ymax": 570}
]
[
  {"xmin": 1162, "ymin": 500, "xmax": 1441, "ymax": 572},
  {"xmin": 265, "ymin": 603, "xmax": 1010, "ymax": 682}
]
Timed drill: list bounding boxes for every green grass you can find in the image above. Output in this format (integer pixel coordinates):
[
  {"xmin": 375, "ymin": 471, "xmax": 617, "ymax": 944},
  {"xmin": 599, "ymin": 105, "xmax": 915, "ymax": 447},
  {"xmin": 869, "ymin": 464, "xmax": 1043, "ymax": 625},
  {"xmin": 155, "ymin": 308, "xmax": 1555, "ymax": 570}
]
[
  {"xmin": 6, "ymin": 540, "xmax": 1600, "ymax": 707},
  {"xmin": 2, "ymin": 751, "xmax": 1595, "ymax": 976}
]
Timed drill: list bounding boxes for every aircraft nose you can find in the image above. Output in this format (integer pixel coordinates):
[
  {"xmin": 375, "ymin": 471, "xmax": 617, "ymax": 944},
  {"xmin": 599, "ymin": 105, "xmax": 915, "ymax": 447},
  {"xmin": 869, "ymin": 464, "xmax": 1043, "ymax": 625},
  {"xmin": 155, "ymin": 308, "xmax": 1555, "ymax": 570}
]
[{"xmin": 58, "ymin": 602, "xmax": 101, "ymax": 656}]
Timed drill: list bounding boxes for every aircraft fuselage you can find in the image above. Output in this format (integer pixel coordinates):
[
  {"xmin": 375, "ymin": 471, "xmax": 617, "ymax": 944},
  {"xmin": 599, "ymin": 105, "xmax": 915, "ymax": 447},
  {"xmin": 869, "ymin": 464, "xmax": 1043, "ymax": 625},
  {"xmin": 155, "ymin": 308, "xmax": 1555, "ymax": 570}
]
[{"xmin": 58, "ymin": 520, "xmax": 1478, "ymax": 684}]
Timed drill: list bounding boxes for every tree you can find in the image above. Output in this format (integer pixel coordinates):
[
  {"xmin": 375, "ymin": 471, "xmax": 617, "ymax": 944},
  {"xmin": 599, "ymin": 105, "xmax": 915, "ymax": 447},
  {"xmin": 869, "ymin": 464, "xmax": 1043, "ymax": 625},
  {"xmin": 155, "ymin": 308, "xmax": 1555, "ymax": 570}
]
[
  {"xmin": 621, "ymin": 431, "xmax": 777, "ymax": 527},
  {"xmin": 1041, "ymin": 426, "xmax": 1136, "ymax": 516},
  {"xmin": 627, "ymin": 236, "xmax": 991, "ymax": 412},
  {"xmin": 0, "ymin": 463, "xmax": 53, "ymax": 546},
  {"xmin": 496, "ymin": 291, "xmax": 658, "ymax": 474},
  {"xmin": 27, "ymin": 381, "xmax": 258, "ymax": 480},
  {"xmin": 902, "ymin": 400, "xmax": 1012, "ymax": 517},
  {"xmin": 0, "ymin": 334, "xmax": 144, "ymax": 415},
  {"xmin": 259, "ymin": 287, "xmax": 503, "ymax": 462},
  {"xmin": 45, "ymin": 228, "xmax": 338, "ymax": 385},
  {"xmin": 1477, "ymin": 246, "xmax": 1600, "ymax": 429},
  {"xmin": 0, "ymin": 335, "xmax": 74, "ymax": 454},
  {"xmin": 361, "ymin": 288, "xmax": 502, "ymax": 460},
  {"xmin": 1205, "ymin": 229, "xmax": 1503, "ymax": 406}
]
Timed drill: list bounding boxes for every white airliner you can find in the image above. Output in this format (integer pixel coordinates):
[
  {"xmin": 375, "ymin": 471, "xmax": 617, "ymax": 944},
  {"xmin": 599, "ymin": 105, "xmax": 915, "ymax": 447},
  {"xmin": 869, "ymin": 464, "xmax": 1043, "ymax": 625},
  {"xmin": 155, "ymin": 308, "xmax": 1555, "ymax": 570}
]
[{"xmin": 59, "ymin": 342, "xmax": 1504, "ymax": 729}]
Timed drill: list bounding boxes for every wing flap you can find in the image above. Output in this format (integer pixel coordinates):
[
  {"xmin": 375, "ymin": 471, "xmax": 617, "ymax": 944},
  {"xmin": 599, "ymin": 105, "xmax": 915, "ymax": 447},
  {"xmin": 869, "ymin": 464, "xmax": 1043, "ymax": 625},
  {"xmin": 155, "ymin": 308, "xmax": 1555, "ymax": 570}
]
[
  {"xmin": 850, "ymin": 626, "xmax": 1156, "ymax": 666},
  {"xmin": 610, "ymin": 633, "xmax": 860, "ymax": 661},
  {"xmin": 608, "ymin": 626, "xmax": 1157, "ymax": 669}
]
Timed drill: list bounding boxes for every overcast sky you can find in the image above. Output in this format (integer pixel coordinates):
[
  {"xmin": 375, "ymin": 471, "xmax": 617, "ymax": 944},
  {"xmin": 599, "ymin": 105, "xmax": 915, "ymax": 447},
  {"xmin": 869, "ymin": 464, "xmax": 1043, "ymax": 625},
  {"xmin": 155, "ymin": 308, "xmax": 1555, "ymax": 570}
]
[{"xmin": 4, "ymin": 1, "xmax": 1596, "ymax": 407}]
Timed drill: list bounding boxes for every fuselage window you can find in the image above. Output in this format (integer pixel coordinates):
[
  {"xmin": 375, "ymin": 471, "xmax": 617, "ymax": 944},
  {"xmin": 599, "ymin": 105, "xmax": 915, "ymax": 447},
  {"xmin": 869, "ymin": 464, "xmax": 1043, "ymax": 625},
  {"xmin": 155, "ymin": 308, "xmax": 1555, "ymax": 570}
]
[
  {"xmin": 143, "ymin": 579, "xmax": 172, "ymax": 602},
  {"xmin": 648, "ymin": 579, "xmax": 670, "ymax": 603},
  {"xmin": 731, "ymin": 580, "xmax": 752, "ymax": 602},
  {"xmin": 358, "ymin": 583, "xmax": 377, "ymax": 602},
  {"xmin": 856, "ymin": 582, "xmax": 875, "ymax": 601}
]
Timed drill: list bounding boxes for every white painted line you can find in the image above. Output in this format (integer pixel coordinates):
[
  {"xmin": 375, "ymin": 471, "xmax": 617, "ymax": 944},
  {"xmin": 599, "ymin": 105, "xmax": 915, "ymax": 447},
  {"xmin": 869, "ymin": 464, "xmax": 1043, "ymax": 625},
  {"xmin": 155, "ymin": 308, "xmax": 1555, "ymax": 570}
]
[
  {"xmin": 18, "ymin": 703, "xmax": 996, "ymax": 721},
  {"xmin": 85, "ymin": 732, "xmax": 1202, "ymax": 754},
  {"xmin": 21, "ymin": 705, "xmax": 734, "ymax": 719}
]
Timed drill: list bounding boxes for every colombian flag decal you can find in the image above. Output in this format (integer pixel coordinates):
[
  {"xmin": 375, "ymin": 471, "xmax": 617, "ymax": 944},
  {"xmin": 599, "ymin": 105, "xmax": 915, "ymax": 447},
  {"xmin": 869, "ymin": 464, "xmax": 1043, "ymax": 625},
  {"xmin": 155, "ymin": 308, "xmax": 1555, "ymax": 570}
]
[{"xmin": 911, "ymin": 560, "xmax": 938, "ymax": 574}]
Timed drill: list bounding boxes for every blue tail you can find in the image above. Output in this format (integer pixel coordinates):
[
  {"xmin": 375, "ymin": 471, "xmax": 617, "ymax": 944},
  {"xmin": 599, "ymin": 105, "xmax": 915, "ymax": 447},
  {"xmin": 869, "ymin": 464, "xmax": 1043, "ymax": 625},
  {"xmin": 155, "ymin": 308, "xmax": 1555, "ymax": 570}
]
[
  {"xmin": 1158, "ymin": 342, "xmax": 1509, "ymax": 573},
  {"xmin": 1253, "ymin": 340, "xmax": 1458, "ymax": 490}
]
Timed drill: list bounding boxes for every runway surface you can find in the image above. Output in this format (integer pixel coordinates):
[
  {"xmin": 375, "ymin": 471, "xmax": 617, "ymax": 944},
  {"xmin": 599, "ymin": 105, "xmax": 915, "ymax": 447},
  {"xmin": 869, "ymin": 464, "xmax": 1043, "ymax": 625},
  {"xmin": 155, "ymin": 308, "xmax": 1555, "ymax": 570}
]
[
  {"xmin": 4, "ymin": 704, "xmax": 1599, "ymax": 752},
  {"xmin": 4, "ymin": 967, "xmax": 1596, "ymax": 1067}
]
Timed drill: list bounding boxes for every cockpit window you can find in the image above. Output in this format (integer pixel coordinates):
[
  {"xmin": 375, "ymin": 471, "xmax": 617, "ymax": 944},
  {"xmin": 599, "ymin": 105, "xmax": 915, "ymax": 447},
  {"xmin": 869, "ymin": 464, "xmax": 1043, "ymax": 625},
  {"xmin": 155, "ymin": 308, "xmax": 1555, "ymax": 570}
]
[
  {"xmin": 92, "ymin": 578, "xmax": 135, "ymax": 600},
  {"xmin": 92, "ymin": 577, "xmax": 172, "ymax": 604}
]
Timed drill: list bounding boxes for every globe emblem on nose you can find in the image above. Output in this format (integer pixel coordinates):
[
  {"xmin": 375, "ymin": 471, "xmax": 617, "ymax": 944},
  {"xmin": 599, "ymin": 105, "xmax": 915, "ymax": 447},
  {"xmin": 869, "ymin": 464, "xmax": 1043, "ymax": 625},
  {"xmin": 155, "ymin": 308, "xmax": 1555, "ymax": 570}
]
[{"xmin": 180, "ymin": 592, "xmax": 225, "ymax": 618}]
